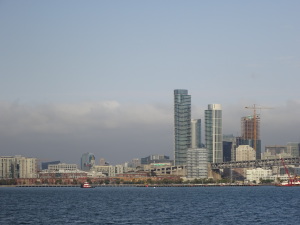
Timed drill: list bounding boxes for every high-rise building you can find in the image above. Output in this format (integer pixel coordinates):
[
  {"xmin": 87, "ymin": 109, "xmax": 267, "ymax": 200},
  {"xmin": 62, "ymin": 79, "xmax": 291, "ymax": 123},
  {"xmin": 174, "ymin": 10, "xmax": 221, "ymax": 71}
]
[
  {"xmin": 99, "ymin": 158, "xmax": 106, "ymax": 166},
  {"xmin": 240, "ymin": 115, "xmax": 261, "ymax": 159},
  {"xmin": 187, "ymin": 148, "xmax": 208, "ymax": 178},
  {"xmin": 0, "ymin": 155, "xmax": 37, "ymax": 179},
  {"xmin": 174, "ymin": 89, "xmax": 191, "ymax": 166},
  {"xmin": 241, "ymin": 115, "xmax": 260, "ymax": 140},
  {"xmin": 236, "ymin": 145, "xmax": 256, "ymax": 161},
  {"xmin": 223, "ymin": 134, "xmax": 237, "ymax": 161},
  {"xmin": 81, "ymin": 153, "xmax": 95, "ymax": 171},
  {"xmin": 223, "ymin": 135, "xmax": 233, "ymax": 162},
  {"xmin": 191, "ymin": 119, "xmax": 202, "ymax": 149},
  {"xmin": 286, "ymin": 142, "xmax": 300, "ymax": 157},
  {"xmin": 205, "ymin": 104, "xmax": 223, "ymax": 163}
]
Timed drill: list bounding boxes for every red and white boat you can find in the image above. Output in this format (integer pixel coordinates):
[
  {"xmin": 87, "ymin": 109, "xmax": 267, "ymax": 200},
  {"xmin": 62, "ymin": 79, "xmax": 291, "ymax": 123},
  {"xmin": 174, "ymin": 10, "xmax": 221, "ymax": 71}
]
[
  {"xmin": 81, "ymin": 182, "xmax": 94, "ymax": 188},
  {"xmin": 277, "ymin": 180, "xmax": 300, "ymax": 187}
]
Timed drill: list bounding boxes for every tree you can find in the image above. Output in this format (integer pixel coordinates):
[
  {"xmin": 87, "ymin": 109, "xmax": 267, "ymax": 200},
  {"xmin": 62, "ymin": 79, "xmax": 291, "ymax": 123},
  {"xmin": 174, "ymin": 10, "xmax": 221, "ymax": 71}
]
[
  {"xmin": 146, "ymin": 178, "xmax": 153, "ymax": 184},
  {"xmin": 55, "ymin": 179, "xmax": 62, "ymax": 184},
  {"xmin": 260, "ymin": 179, "xmax": 274, "ymax": 184}
]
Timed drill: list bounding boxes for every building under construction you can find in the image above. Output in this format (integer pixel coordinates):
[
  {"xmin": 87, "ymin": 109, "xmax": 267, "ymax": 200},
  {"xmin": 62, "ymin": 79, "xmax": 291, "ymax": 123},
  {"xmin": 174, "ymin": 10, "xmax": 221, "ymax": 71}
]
[
  {"xmin": 239, "ymin": 115, "xmax": 261, "ymax": 159},
  {"xmin": 241, "ymin": 115, "xmax": 260, "ymax": 140}
]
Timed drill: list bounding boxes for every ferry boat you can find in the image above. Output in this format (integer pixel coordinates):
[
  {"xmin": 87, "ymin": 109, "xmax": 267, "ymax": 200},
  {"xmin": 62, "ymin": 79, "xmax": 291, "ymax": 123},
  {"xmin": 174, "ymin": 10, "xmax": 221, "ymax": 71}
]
[{"xmin": 81, "ymin": 182, "xmax": 94, "ymax": 188}]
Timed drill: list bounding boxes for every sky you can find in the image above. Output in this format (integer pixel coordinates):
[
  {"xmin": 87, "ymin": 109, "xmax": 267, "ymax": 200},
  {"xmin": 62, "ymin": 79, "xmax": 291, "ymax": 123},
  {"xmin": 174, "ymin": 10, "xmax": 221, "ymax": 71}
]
[{"xmin": 0, "ymin": 1, "xmax": 299, "ymax": 165}]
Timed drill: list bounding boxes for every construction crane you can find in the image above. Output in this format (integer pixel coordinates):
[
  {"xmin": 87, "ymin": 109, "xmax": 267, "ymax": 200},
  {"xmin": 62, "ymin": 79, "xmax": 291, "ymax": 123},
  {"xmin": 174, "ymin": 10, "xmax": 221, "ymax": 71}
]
[
  {"xmin": 280, "ymin": 158, "xmax": 294, "ymax": 186},
  {"xmin": 244, "ymin": 104, "xmax": 273, "ymax": 152}
]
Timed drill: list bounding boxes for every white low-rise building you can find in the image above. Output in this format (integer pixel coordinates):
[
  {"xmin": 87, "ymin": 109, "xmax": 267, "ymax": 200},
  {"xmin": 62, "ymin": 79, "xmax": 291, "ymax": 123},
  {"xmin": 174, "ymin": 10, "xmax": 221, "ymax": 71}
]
[
  {"xmin": 246, "ymin": 168, "xmax": 272, "ymax": 183},
  {"xmin": 91, "ymin": 165, "xmax": 125, "ymax": 177},
  {"xmin": 87, "ymin": 171, "xmax": 106, "ymax": 178},
  {"xmin": 48, "ymin": 163, "xmax": 78, "ymax": 171}
]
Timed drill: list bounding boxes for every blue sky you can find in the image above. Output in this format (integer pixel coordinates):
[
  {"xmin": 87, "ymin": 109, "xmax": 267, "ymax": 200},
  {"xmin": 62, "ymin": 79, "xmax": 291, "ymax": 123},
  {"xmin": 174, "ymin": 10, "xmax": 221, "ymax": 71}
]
[{"xmin": 0, "ymin": 1, "xmax": 299, "ymax": 164}]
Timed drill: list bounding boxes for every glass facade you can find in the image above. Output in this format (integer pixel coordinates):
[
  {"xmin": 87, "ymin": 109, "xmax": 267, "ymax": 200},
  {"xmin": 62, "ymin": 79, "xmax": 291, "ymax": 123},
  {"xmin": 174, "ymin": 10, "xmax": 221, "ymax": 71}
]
[
  {"xmin": 174, "ymin": 89, "xmax": 191, "ymax": 166},
  {"xmin": 191, "ymin": 119, "xmax": 202, "ymax": 148},
  {"xmin": 81, "ymin": 152, "xmax": 95, "ymax": 171},
  {"xmin": 205, "ymin": 104, "xmax": 223, "ymax": 163}
]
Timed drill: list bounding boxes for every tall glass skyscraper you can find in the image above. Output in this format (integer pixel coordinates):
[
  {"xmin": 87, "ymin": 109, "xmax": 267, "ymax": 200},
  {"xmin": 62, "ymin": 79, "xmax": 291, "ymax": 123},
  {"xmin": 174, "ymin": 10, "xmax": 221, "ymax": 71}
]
[
  {"xmin": 205, "ymin": 104, "xmax": 223, "ymax": 163},
  {"xmin": 174, "ymin": 89, "xmax": 191, "ymax": 166}
]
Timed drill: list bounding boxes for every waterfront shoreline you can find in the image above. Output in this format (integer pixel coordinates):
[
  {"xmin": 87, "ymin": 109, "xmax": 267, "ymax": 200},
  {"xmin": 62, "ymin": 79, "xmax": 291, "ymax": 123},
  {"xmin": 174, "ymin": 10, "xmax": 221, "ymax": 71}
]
[{"xmin": 0, "ymin": 184, "xmax": 275, "ymax": 188}]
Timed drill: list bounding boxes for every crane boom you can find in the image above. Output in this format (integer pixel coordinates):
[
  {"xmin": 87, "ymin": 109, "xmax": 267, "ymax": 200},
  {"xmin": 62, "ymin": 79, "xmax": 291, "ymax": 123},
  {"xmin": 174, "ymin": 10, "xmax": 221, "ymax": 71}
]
[{"xmin": 280, "ymin": 158, "xmax": 293, "ymax": 185}]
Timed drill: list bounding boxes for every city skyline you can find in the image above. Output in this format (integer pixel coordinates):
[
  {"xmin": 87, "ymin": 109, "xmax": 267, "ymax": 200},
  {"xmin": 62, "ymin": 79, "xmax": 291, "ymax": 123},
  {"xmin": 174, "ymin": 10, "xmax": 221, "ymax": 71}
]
[{"xmin": 0, "ymin": 1, "xmax": 299, "ymax": 164}]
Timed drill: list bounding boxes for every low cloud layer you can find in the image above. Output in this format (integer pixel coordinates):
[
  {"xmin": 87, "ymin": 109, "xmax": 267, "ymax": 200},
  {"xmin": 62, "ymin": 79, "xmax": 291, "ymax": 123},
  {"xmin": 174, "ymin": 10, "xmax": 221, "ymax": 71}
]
[
  {"xmin": 0, "ymin": 101, "xmax": 173, "ymax": 164},
  {"xmin": 0, "ymin": 100, "xmax": 299, "ymax": 165}
]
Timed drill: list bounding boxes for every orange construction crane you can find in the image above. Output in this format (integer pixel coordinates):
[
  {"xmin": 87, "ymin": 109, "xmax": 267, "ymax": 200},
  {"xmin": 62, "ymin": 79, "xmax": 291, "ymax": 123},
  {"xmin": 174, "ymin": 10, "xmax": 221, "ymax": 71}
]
[{"xmin": 244, "ymin": 104, "xmax": 273, "ymax": 151}]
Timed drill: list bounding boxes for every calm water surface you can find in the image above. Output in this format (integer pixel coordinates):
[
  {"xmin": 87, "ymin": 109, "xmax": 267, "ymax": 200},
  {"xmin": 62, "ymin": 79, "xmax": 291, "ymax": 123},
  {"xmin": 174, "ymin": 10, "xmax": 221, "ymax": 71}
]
[{"xmin": 0, "ymin": 186, "xmax": 299, "ymax": 224}]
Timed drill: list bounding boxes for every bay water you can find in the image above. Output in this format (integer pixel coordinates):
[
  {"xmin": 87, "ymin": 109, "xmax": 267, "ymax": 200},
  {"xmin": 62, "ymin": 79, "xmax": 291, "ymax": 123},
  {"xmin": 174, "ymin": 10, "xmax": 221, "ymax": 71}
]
[{"xmin": 0, "ymin": 186, "xmax": 299, "ymax": 224}]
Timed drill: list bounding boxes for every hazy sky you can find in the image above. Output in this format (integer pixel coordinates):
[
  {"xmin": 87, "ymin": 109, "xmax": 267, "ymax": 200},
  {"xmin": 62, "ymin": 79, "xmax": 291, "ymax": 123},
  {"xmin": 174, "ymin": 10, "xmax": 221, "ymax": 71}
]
[{"xmin": 0, "ymin": 1, "xmax": 299, "ymax": 165}]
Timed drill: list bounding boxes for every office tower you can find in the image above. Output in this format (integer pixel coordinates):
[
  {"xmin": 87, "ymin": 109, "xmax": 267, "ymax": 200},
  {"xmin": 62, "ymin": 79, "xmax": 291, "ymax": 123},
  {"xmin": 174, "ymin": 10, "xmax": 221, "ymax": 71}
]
[
  {"xmin": 81, "ymin": 153, "xmax": 95, "ymax": 171},
  {"xmin": 174, "ymin": 89, "xmax": 191, "ymax": 166},
  {"xmin": 205, "ymin": 104, "xmax": 223, "ymax": 163},
  {"xmin": 265, "ymin": 145, "xmax": 287, "ymax": 155},
  {"xmin": 187, "ymin": 148, "xmax": 208, "ymax": 178},
  {"xmin": 223, "ymin": 134, "xmax": 236, "ymax": 162},
  {"xmin": 241, "ymin": 115, "xmax": 261, "ymax": 159},
  {"xmin": 141, "ymin": 155, "xmax": 171, "ymax": 165},
  {"xmin": 286, "ymin": 142, "xmax": 300, "ymax": 157},
  {"xmin": 262, "ymin": 145, "xmax": 289, "ymax": 159},
  {"xmin": 191, "ymin": 119, "xmax": 202, "ymax": 149}
]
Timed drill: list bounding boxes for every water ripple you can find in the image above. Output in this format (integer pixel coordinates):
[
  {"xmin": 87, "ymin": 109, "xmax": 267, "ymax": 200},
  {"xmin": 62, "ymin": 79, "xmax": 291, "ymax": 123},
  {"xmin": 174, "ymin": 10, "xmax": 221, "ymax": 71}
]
[{"xmin": 0, "ymin": 186, "xmax": 299, "ymax": 224}]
